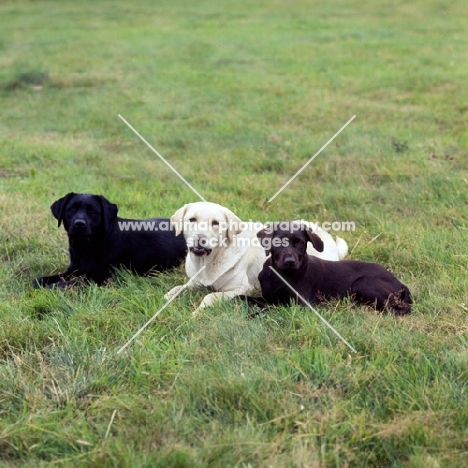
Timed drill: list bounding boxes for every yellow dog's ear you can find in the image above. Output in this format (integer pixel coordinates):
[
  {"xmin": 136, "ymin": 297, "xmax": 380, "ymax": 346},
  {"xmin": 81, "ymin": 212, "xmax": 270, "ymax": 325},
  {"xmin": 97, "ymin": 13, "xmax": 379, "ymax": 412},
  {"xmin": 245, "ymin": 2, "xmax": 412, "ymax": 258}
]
[
  {"xmin": 170, "ymin": 204, "xmax": 189, "ymax": 236},
  {"xmin": 222, "ymin": 206, "xmax": 243, "ymax": 242}
]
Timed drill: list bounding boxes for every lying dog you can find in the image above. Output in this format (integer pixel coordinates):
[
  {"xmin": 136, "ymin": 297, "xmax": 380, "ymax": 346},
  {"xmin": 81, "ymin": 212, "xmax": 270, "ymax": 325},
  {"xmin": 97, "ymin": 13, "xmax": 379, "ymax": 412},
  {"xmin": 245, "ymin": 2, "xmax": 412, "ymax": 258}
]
[
  {"xmin": 257, "ymin": 221, "xmax": 412, "ymax": 315},
  {"xmin": 33, "ymin": 192, "xmax": 187, "ymax": 288},
  {"xmin": 164, "ymin": 202, "xmax": 348, "ymax": 311}
]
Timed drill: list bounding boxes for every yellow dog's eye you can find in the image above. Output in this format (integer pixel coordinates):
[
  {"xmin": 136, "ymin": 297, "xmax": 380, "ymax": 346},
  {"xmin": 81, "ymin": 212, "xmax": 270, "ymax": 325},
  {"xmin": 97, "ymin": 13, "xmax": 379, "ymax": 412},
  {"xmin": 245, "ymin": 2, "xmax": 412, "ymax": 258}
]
[
  {"xmin": 211, "ymin": 220, "xmax": 219, "ymax": 226},
  {"xmin": 189, "ymin": 217, "xmax": 197, "ymax": 222}
]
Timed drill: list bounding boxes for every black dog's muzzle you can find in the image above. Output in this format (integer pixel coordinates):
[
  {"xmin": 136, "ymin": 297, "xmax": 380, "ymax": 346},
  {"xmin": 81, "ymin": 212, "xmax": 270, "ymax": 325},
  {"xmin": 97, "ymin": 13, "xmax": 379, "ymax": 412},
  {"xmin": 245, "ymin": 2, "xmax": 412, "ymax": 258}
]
[
  {"xmin": 69, "ymin": 218, "xmax": 92, "ymax": 239},
  {"xmin": 73, "ymin": 219, "xmax": 86, "ymax": 229}
]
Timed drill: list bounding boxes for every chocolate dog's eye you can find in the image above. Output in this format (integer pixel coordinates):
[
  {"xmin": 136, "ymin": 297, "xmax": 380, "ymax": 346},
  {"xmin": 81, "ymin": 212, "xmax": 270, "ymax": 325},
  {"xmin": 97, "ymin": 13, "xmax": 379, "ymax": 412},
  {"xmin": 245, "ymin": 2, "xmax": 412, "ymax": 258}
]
[{"xmin": 189, "ymin": 217, "xmax": 197, "ymax": 223}]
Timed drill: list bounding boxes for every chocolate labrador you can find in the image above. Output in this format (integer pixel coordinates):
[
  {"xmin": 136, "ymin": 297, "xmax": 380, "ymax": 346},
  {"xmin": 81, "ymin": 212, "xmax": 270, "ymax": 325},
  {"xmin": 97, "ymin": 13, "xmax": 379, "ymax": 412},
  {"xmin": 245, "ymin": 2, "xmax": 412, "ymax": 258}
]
[{"xmin": 256, "ymin": 221, "xmax": 412, "ymax": 315}]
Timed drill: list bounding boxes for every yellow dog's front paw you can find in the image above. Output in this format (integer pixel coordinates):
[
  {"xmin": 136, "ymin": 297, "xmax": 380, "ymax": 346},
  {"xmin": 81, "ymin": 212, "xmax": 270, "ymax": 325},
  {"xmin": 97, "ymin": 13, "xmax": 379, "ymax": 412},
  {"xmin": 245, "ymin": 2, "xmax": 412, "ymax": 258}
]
[{"xmin": 164, "ymin": 285, "xmax": 185, "ymax": 302}]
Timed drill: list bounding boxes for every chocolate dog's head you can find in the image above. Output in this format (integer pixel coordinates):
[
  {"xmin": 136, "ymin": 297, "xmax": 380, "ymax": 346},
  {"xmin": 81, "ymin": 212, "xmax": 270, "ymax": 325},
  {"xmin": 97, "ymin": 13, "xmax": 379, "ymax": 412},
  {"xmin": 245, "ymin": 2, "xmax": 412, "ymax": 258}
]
[
  {"xmin": 51, "ymin": 192, "xmax": 118, "ymax": 242},
  {"xmin": 257, "ymin": 221, "xmax": 324, "ymax": 270}
]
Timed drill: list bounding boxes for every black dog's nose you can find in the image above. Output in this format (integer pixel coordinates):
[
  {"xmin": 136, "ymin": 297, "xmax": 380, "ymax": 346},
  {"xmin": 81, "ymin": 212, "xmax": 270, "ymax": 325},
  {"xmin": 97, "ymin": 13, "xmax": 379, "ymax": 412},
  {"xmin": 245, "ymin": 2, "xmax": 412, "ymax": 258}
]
[
  {"xmin": 284, "ymin": 256, "xmax": 296, "ymax": 267},
  {"xmin": 73, "ymin": 219, "xmax": 86, "ymax": 228}
]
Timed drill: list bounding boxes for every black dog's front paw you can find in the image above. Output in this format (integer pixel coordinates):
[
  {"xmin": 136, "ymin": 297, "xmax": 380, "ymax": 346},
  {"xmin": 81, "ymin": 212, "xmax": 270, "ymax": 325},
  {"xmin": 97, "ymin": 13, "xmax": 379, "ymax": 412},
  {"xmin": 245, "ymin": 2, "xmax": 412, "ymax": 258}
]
[
  {"xmin": 30, "ymin": 275, "xmax": 78, "ymax": 289},
  {"xmin": 31, "ymin": 277, "xmax": 50, "ymax": 289}
]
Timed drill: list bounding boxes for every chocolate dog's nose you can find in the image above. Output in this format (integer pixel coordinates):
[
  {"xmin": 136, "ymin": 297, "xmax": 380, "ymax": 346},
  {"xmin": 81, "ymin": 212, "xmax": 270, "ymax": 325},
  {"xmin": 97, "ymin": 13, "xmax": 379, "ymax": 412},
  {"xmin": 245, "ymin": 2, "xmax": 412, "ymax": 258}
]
[{"xmin": 73, "ymin": 219, "xmax": 86, "ymax": 228}]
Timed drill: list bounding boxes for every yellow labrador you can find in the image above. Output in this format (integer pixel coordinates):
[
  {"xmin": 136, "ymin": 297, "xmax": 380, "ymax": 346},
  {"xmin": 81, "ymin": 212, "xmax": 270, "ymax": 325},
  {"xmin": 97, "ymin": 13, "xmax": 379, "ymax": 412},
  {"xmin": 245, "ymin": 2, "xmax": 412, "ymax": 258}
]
[{"xmin": 164, "ymin": 202, "xmax": 348, "ymax": 311}]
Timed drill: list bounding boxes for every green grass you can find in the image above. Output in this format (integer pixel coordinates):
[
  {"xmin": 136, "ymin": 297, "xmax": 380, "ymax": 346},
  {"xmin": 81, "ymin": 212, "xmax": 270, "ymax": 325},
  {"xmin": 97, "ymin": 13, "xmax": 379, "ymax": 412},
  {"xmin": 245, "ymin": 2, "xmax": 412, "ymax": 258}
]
[{"xmin": 1, "ymin": 0, "xmax": 467, "ymax": 466}]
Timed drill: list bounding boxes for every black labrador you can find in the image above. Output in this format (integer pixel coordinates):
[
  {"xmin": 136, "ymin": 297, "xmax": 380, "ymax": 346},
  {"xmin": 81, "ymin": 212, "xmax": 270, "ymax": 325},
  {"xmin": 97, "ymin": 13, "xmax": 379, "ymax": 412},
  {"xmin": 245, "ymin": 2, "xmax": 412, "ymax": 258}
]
[
  {"xmin": 33, "ymin": 192, "xmax": 187, "ymax": 288},
  {"xmin": 256, "ymin": 221, "xmax": 412, "ymax": 315}
]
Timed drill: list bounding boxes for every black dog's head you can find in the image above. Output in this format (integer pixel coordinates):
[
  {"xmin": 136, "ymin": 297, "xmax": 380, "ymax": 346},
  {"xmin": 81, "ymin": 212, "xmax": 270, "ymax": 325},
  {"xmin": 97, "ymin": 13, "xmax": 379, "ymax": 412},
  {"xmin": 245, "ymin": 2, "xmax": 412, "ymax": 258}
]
[
  {"xmin": 257, "ymin": 221, "xmax": 324, "ymax": 270},
  {"xmin": 51, "ymin": 192, "xmax": 118, "ymax": 241}
]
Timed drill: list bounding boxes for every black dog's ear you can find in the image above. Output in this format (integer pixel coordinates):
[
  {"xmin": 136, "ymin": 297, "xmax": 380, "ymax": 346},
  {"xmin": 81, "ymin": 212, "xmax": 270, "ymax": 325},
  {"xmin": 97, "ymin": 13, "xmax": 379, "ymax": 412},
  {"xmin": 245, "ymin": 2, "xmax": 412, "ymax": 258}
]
[
  {"xmin": 304, "ymin": 227, "xmax": 324, "ymax": 252},
  {"xmin": 50, "ymin": 192, "xmax": 76, "ymax": 227},
  {"xmin": 257, "ymin": 225, "xmax": 273, "ymax": 255},
  {"xmin": 97, "ymin": 195, "xmax": 118, "ymax": 232}
]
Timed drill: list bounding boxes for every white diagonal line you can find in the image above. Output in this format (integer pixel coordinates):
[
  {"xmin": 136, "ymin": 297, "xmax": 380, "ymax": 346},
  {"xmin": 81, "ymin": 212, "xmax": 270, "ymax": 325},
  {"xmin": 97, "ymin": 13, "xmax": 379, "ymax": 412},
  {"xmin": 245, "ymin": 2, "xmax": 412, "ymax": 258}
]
[
  {"xmin": 268, "ymin": 115, "xmax": 356, "ymax": 203},
  {"xmin": 116, "ymin": 266, "xmax": 207, "ymax": 355},
  {"xmin": 269, "ymin": 266, "xmax": 357, "ymax": 353},
  {"xmin": 118, "ymin": 114, "xmax": 206, "ymax": 202}
]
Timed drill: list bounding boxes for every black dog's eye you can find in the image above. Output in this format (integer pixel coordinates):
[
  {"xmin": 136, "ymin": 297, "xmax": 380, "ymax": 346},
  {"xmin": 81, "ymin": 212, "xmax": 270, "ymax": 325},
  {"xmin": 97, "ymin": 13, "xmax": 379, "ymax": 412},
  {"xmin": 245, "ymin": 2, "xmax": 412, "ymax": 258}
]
[
  {"xmin": 189, "ymin": 217, "xmax": 197, "ymax": 223},
  {"xmin": 294, "ymin": 240, "xmax": 304, "ymax": 248}
]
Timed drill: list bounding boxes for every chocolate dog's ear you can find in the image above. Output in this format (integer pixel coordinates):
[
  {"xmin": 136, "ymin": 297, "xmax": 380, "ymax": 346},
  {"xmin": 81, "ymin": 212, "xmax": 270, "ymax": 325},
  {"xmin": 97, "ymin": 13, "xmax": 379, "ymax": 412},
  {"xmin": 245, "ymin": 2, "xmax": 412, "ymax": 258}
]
[
  {"xmin": 257, "ymin": 225, "xmax": 273, "ymax": 255},
  {"xmin": 50, "ymin": 192, "xmax": 76, "ymax": 227},
  {"xmin": 304, "ymin": 227, "xmax": 324, "ymax": 252},
  {"xmin": 97, "ymin": 195, "xmax": 118, "ymax": 232}
]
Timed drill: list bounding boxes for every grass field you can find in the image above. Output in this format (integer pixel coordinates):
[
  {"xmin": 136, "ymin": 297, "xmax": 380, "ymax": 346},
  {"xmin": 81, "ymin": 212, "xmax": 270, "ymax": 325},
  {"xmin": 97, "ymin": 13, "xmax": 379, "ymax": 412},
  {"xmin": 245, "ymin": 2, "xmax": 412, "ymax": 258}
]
[{"xmin": 0, "ymin": 0, "xmax": 467, "ymax": 466}]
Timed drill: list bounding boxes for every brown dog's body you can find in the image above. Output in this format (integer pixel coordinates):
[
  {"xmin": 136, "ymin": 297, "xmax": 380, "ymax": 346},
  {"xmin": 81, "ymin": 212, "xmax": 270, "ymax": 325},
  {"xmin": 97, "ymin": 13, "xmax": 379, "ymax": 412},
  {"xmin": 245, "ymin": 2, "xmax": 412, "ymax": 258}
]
[{"xmin": 257, "ymin": 222, "xmax": 411, "ymax": 315}]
